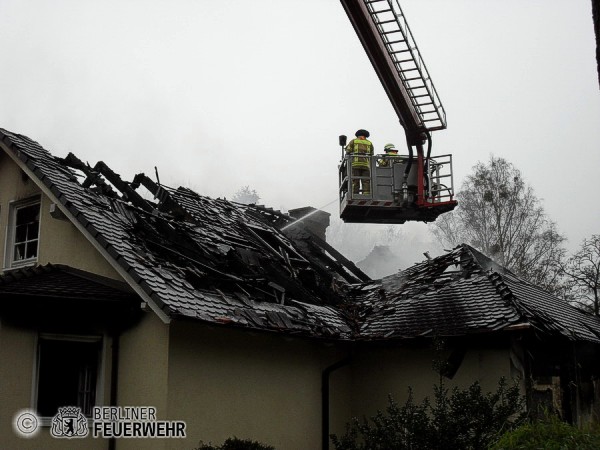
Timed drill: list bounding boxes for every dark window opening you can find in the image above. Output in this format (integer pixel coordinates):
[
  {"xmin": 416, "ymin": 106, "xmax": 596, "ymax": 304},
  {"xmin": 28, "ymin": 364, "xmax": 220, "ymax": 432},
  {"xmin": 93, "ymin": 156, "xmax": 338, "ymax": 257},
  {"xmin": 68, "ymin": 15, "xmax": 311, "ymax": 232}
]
[{"xmin": 37, "ymin": 338, "xmax": 101, "ymax": 417}]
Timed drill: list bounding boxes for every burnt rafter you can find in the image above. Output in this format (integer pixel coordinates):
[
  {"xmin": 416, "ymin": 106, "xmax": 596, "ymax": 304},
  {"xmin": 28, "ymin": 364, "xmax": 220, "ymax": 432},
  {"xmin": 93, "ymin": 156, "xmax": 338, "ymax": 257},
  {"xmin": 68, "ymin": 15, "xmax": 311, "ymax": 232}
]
[
  {"xmin": 131, "ymin": 172, "xmax": 191, "ymax": 219},
  {"xmin": 60, "ymin": 153, "xmax": 155, "ymax": 213},
  {"xmin": 283, "ymin": 225, "xmax": 370, "ymax": 285},
  {"xmin": 60, "ymin": 153, "xmax": 118, "ymax": 198},
  {"xmin": 90, "ymin": 161, "xmax": 154, "ymax": 213},
  {"xmin": 131, "ymin": 172, "xmax": 159, "ymax": 196}
]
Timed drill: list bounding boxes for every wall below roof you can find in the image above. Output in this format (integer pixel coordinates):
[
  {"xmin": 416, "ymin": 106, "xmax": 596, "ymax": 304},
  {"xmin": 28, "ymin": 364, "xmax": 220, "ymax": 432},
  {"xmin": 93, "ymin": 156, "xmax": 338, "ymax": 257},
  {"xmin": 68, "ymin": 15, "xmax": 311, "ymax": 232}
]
[
  {"xmin": 163, "ymin": 324, "xmax": 518, "ymax": 450},
  {"xmin": 344, "ymin": 341, "xmax": 514, "ymax": 434},
  {"xmin": 167, "ymin": 320, "xmax": 350, "ymax": 450},
  {"xmin": 0, "ymin": 151, "xmax": 121, "ymax": 280},
  {"xmin": 117, "ymin": 311, "xmax": 170, "ymax": 450}
]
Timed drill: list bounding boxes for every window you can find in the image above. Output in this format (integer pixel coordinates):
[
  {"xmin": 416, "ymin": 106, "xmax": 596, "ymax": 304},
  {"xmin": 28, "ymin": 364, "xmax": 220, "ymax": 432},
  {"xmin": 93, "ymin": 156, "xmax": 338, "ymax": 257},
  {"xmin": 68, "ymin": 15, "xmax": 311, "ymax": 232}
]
[
  {"xmin": 36, "ymin": 335, "xmax": 102, "ymax": 417},
  {"xmin": 6, "ymin": 197, "xmax": 41, "ymax": 268}
]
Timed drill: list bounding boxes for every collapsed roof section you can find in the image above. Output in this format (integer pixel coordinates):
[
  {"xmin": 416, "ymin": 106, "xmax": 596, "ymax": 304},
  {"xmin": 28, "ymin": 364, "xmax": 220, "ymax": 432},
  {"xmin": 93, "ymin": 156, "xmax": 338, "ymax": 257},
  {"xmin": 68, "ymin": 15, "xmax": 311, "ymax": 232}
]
[
  {"xmin": 354, "ymin": 245, "xmax": 600, "ymax": 344},
  {"xmin": 0, "ymin": 128, "xmax": 364, "ymax": 339}
]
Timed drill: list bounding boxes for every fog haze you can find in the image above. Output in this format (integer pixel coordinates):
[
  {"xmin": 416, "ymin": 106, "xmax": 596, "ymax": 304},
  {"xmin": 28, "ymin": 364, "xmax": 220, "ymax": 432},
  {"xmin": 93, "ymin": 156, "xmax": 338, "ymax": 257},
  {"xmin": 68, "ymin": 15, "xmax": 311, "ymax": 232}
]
[{"xmin": 0, "ymin": 0, "xmax": 598, "ymax": 267}]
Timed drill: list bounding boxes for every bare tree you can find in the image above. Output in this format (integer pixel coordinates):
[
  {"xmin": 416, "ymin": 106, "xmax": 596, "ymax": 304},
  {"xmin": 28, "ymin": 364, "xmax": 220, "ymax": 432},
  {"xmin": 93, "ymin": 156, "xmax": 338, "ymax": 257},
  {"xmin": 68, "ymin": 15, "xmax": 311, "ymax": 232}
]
[
  {"xmin": 431, "ymin": 156, "xmax": 566, "ymax": 292},
  {"xmin": 560, "ymin": 235, "xmax": 600, "ymax": 315},
  {"xmin": 231, "ymin": 186, "xmax": 260, "ymax": 205}
]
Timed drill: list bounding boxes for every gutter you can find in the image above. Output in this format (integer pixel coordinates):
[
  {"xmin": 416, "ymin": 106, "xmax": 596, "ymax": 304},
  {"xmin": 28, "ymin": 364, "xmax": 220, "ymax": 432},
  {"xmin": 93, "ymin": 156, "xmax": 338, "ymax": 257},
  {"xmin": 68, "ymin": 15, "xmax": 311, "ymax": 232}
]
[{"xmin": 322, "ymin": 356, "xmax": 352, "ymax": 450}]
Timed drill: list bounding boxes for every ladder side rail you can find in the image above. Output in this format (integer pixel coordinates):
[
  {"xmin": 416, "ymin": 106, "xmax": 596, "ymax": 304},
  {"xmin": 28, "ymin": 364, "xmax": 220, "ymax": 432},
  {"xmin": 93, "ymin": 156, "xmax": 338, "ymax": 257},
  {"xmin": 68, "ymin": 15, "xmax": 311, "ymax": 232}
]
[
  {"xmin": 366, "ymin": 0, "xmax": 446, "ymax": 131},
  {"xmin": 341, "ymin": 0, "xmax": 427, "ymax": 144},
  {"xmin": 388, "ymin": 0, "xmax": 446, "ymax": 130}
]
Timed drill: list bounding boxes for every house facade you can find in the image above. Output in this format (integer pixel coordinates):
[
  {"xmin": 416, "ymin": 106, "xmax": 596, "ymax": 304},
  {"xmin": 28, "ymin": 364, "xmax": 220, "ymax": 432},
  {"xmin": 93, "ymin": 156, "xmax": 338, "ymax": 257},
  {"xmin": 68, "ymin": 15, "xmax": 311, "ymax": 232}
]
[{"xmin": 1, "ymin": 128, "xmax": 599, "ymax": 450}]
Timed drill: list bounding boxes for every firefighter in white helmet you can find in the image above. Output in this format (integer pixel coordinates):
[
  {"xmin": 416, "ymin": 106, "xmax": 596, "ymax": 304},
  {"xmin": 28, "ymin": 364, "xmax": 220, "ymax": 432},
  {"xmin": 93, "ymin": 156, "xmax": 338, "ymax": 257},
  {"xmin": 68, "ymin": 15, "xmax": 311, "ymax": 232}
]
[{"xmin": 378, "ymin": 143, "xmax": 399, "ymax": 167}]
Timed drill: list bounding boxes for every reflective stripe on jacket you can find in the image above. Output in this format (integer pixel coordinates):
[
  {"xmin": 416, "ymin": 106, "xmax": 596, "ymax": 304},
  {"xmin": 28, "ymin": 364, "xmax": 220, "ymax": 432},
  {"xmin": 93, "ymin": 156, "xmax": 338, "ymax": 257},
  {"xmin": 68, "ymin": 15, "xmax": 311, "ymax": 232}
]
[{"xmin": 345, "ymin": 139, "xmax": 374, "ymax": 168}]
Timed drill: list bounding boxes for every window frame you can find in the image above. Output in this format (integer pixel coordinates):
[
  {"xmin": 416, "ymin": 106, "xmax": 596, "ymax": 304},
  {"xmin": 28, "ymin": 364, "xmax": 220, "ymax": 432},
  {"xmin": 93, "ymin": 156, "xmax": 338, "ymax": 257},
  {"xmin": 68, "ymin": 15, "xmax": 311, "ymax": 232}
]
[
  {"xmin": 32, "ymin": 333, "xmax": 106, "ymax": 424},
  {"xmin": 4, "ymin": 196, "xmax": 41, "ymax": 269}
]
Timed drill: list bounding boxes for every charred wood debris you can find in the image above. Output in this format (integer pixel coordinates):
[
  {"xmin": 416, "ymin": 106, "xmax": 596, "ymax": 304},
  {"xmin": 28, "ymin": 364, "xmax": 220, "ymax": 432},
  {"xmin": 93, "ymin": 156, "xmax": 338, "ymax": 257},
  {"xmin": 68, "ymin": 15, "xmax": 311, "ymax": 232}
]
[{"xmin": 57, "ymin": 152, "xmax": 374, "ymax": 338}]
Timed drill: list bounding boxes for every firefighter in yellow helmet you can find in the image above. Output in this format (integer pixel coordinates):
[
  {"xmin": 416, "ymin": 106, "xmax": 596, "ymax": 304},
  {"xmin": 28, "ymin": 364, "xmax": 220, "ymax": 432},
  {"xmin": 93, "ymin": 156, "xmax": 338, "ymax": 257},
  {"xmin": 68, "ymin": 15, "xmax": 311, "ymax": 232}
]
[{"xmin": 345, "ymin": 129, "xmax": 374, "ymax": 195}]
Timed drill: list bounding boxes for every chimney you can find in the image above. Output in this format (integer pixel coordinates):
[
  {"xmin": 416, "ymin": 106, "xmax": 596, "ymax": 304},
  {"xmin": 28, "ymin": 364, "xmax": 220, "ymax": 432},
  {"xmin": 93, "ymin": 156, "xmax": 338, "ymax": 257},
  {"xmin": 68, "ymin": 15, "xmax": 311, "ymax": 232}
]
[{"xmin": 287, "ymin": 207, "xmax": 331, "ymax": 241}]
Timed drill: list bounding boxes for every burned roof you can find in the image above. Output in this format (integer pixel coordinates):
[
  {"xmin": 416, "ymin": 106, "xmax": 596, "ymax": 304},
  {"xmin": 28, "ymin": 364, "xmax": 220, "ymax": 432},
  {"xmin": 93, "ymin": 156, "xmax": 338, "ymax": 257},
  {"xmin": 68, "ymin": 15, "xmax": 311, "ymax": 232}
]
[
  {"xmin": 2, "ymin": 127, "xmax": 600, "ymax": 344},
  {"xmin": 355, "ymin": 245, "xmax": 600, "ymax": 344},
  {"xmin": 0, "ymin": 128, "xmax": 359, "ymax": 339}
]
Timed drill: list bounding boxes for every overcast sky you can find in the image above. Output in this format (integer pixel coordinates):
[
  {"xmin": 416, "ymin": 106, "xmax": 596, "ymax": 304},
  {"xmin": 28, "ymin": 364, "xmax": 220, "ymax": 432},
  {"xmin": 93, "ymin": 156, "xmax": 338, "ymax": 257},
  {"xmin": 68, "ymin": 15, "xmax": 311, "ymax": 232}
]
[{"xmin": 0, "ymin": 0, "xmax": 598, "ymax": 259}]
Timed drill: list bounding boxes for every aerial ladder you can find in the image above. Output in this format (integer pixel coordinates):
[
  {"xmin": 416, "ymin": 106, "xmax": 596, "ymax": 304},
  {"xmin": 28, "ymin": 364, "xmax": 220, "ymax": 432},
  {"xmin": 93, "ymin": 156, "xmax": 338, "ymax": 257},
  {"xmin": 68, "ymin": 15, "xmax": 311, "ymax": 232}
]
[{"xmin": 338, "ymin": 0, "xmax": 457, "ymax": 224}]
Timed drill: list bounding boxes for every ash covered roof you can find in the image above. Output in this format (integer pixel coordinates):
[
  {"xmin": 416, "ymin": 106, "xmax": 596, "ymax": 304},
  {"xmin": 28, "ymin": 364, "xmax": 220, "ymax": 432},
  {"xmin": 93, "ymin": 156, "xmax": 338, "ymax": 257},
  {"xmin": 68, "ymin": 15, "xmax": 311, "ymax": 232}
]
[
  {"xmin": 355, "ymin": 245, "xmax": 600, "ymax": 343},
  {"xmin": 2, "ymin": 127, "xmax": 600, "ymax": 344}
]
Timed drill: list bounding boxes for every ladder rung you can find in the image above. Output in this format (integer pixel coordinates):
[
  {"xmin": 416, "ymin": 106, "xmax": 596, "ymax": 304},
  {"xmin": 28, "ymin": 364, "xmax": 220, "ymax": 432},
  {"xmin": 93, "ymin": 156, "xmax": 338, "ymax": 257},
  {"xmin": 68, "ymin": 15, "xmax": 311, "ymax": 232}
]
[
  {"xmin": 365, "ymin": 0, "xmax": 386, "ymax": 3},
  {"xmin": 416, "ymin": 101, "xmax": 434, "ymax": 106},
  {"xmin": 422, "ymin": 118, "xmax": 442, "ymax": 122},
  {"xmin": 382, "ymin": 29, "xmax": 401, "ymax": 35},
  {"xmin": 410, "ymin": 94, "xmax": 430, "ymax": 99},
  {"xmin": 399, "ymin": 67, "xmax": 419, "ymax": 72},
  {"xmin": 406, "ymin": 84, "xmax": 425, "ymax": 90},
  {"xmin": 387, "ymin": 39, "xmax": 406, "ymax": 45},
  {"xmin": 396, "ymin": 58, "xmax": 414, "ymax": 63},
  {"xmin": 376, "ymin": 19, "xmax": 397, "ymax": 25},
  {"xmin": 390, "ymin": 49, "xmax": 410, "ymax": 54},
  {"xmin": 412, "ymin": 78, "xmax": 429, "ymax": 85},
  {"xmin": 372, "ymin": 8, "xmax": 393, "ymax": 14},
  {"xmin": 404, "ymin": 76, "xmax": 422, "ymax": 81}
]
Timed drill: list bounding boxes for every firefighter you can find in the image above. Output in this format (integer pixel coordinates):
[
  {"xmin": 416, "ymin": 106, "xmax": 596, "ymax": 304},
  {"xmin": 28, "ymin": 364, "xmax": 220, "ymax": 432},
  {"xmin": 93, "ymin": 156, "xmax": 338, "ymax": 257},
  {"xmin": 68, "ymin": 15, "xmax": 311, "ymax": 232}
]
[
  {"xmin": 345, "ymin": 129, "xmax": 374, "ymax": 195},
  {"xmin": 378, "ymin": 143, "xmax": 399, "ymax": 167}
]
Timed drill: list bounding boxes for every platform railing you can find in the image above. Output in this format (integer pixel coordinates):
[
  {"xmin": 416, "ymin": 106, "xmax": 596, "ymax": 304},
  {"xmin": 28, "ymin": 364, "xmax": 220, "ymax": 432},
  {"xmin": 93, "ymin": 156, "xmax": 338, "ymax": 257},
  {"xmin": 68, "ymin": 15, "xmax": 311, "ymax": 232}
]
[{"xmin": 339, "ymin": 153, "xmax": 455, "ymax": 204}]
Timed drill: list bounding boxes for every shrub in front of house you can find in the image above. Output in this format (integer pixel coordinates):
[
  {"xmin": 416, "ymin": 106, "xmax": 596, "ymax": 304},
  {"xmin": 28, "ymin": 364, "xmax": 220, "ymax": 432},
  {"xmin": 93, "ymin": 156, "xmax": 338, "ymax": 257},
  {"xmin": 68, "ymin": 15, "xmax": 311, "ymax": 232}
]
[
  {"xmin": 195, "ymin": 437, "xmax": 275, "ymax": 450},
  {"xmin": 331, "ymin": 377, "xmax": 525, "ymax": 450},
  {"xmin": 491, "ymin": 415, "xmax": 600, "ymax": 449}
]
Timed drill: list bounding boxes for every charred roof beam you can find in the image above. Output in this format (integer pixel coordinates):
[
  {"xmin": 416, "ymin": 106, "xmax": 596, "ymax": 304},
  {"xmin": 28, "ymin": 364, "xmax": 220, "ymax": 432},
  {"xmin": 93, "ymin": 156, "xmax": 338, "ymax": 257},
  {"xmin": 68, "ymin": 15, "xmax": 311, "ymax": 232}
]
[
  {"xmin": 131, "ymin": 172, "xmax": 160, "ymax": 197},
  {"xmin": 90, "ymin": 161, "xmax": 154, "ymax": 213},
  {"xmin": 60, "ymin": 152, "xmax": 118, "ymax": 198}
]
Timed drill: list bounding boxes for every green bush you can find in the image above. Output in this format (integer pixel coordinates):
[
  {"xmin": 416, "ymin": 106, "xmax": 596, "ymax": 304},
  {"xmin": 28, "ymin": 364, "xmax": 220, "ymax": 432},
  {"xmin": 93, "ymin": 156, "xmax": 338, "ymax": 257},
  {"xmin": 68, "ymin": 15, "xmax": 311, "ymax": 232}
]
[
  {"xmin": 491, "ymin": 415, "xmax": 600, "ymax": 450},
  {"xmin": 195, "ymin": 437, "xmax": 275, "ymax": 450},
  {"xmin": 331, "ymin": 377, "xmax": 525, "ymax": 450}
]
